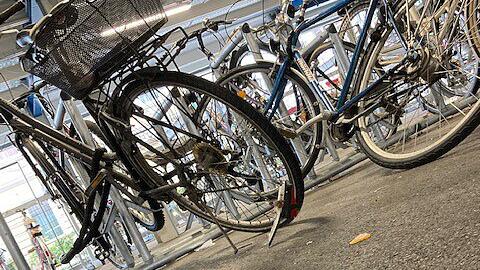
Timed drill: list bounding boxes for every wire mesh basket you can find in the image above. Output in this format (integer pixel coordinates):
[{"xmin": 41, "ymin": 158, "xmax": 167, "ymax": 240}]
[{"xmin": 21, "ymin": 0, "xmax": 168, "ymax": 99}]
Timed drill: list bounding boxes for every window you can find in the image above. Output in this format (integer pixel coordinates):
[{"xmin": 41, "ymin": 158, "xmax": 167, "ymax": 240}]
[{"xmin": 27, "ymin": 201, "xmax": 63, "ymax": 241}]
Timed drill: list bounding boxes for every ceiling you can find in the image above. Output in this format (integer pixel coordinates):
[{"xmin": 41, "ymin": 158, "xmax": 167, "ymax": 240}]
[
  {"xmin": 0, "ymin": 0, "xmax": 339, "ymax": 146},
  {"xmin": 0, "ymin": 0, "xmax": 283, "ymax": 146}
]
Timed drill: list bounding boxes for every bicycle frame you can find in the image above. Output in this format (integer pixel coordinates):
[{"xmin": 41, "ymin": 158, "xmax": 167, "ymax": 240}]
[
  {"xmin": 0, "ymin": 96, "xmax": 142, "ymax": 191},
  {"xmin": 267, "ymin": 0, "xmax": 404, "ymax": 121}
]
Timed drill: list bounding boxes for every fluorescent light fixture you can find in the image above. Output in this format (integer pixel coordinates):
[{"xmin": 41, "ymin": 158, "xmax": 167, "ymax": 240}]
[
  {"xmin": 165, "ymin": 3, "xmax": 192, "ymax": 17},
  {"xmin": 101, "ymin": 4, "xmax": 192, "ymax": 37}
]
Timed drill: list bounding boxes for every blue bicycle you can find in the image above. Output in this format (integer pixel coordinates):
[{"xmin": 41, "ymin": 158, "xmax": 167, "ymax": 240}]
[{"xmin": 220, "ymin": 0, "xmax": 480, "ymax": 169}]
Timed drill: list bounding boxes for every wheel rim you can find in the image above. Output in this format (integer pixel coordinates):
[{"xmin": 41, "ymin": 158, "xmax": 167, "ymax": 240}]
[
  {"xmin": 116, "ymin": 77, "xmax": 299, "ymax": 230},
  {"xmin": 357, "ymin": 0, "xmax": 480, "ymax": 161}
]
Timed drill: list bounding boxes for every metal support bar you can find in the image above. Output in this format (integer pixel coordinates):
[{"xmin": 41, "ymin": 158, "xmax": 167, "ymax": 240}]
[
  {"xmin": 108, "ymin": 225, "xmax": 135, "ymax": 267},
  {"xmin": 0, "ymin": 212, "xmax": 31, "ymax": 270},
  {"xmin": 328, "ymin": 24, "xmax": 350, "ymax": 79},
  {"xmin": 52, "ymin": 99, "xmax": 66, "ymax": 130},
  {"xmin": 211, "ymin": 176, "xmax": 240, "ymax": 219},
  {"xmin": 110, "ymin": 188, "xmax": 154, "ymax": 264}
]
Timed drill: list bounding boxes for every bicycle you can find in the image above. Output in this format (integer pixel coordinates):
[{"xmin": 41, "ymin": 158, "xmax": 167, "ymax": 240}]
[
  {"xmin": 17, "ymin": 81, "xmax": 165, "ymax": 232},
  {"xmin": 22, "ymin": 211, "xmax": 57, "ymax": 270},
  {"xmin": 219, "ymin": 0, "xmax": 480, "ymax": 169},
  {"xmin": 0, "ymin": 0, "xmax": 304, "ymax": 264},
  {"xmin": 165, "ymin": 3, "xmax": 363, "ymax": 177}
]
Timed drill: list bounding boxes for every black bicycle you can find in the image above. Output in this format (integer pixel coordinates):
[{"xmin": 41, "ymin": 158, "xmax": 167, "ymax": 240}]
[{"xmin": 0, "ymin": 0, "xmax": 304, "ymax": 264}]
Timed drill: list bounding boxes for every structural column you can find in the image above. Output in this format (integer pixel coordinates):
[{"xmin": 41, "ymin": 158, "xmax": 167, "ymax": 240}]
[{"xmin": 0, "ymin": 213, "xmax": 31, "ymax": 270}]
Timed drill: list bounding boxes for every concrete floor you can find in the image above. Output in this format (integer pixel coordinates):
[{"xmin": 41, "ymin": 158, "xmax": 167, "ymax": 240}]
[{"xmin": 164, "ymin": 128, "xmax": 480, "ymax": 269}]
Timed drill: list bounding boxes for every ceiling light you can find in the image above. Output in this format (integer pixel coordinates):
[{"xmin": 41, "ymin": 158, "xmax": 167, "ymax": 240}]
[
  {"xmin": 165, "ymin": 4, "xmax": 192, "ymax": 17},
  {"xmin": 101, "ymin": 4, "xmax": 191, "ymax": 37}
]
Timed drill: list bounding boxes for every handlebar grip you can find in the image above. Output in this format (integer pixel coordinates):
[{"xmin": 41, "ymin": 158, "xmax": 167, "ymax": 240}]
[{"xmin": 0, "ymin": 1, "xmax": 25, "ymax": 26}]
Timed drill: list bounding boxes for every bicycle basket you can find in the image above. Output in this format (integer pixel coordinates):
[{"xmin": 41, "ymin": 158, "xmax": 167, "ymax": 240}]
[{"xmin": 21, "ymin": 0, "xmax": 167, "ymax": 99}]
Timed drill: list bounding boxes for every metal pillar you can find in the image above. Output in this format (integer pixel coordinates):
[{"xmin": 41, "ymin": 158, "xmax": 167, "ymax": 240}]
[
  {"xmin": 328, "ymin": 25, "xmax": 350, "ymax": 80},
  {"xmin": 0, "ymin": 213, "xmax": 31, "ymax": 270},
  {"xmin": 298, "ymin": 24, "xmax": 357, "ymax": 162}
]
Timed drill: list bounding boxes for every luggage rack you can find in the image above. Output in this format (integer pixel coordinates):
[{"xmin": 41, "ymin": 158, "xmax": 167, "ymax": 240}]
[{"xmin": 89, "ymin": 25, "xmax": 208, "ymax": 104}]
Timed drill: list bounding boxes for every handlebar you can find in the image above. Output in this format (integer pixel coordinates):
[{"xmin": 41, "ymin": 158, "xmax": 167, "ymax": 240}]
[
  {"xmin": 0, "ymin": 1, "xmax": 25, "ymax": 26},
  {"xmin": 175, "ymin": 19, "xmax": 233, "ymax": 58},
  {"xmin": 203, "ymin": 18, "xmax": 234, "ymax": 31}
]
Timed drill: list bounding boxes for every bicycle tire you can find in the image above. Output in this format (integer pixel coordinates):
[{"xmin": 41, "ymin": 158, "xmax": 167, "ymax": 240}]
[
  {"xmin": 306, "ymin": 40, "xmax": 357, "ymax": 103},
  {"xmin": 338, "ymin": 0, "xmax": 371, "ymax": 42},
  {"xmin": 353, "ymin": 0, "xmax": 480, "ymax": 169},
  {"xmin": 467, "ymin": 0, "xmax": 480, "ymax": 57},
  {"xmin": 111, "ymin": 70, "xmax": 304, "ymax": 232}
]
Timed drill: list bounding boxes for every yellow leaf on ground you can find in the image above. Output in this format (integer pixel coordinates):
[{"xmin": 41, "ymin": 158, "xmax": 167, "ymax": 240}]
[{"xmin": 349, "ymin": 233, "xmax": 372, "ymax": 245}]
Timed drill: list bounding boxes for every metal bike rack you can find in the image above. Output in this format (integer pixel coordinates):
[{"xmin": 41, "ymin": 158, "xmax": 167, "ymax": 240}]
[
  {"xmin": 243, "ymin": 26, "xmax": 318, "ymax": 178},
  {"xmin": 33, "ymin": 96, "xmax": 138, "ymax": 267},
  {"xmin": 62, "ymin": 98, "xmax": 154, "ymax": 265}
]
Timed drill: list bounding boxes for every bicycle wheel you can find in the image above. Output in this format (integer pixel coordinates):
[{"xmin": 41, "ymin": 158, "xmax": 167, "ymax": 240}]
[
  {"xmin": 307, "ymin": 40, "xmax": 356, "ymax": 102},
  {"xmin": 339, "ymin": 0, "xmax": 380, "ymax": 43},
  {"xmin": 467, "ymin": 0, "xmax": 480, "ymax": 57},
  {"xmin": 217, "ymin": 61, "xmax": 322, "ymax": 177},
  {"xmin": 111, "ymin": 70, "xmax": 304, "ymax": 232},
  {"xmin": 354, "ymin": 0, "xmax": 480, "ymax": 169}
]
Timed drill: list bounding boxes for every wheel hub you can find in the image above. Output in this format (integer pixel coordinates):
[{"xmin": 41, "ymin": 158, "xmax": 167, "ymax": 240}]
[
  {"xmin": 405, "ymin": 48, "xmax": 444, "ymax": 84},
  {"xmin": 192, "ymin": 142, "xmax": 228, "ymax": 174}
]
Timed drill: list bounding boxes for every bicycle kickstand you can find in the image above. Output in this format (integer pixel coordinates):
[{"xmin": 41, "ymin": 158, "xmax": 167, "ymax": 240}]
[
  {"xmin": 200, "ymin": 199, "xmax": 238, "ymax": 254},
  {"xmin": 266, "ymin": 181, "xmax": 286, "ymax": 247}
]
